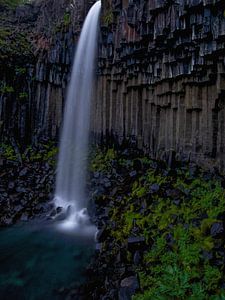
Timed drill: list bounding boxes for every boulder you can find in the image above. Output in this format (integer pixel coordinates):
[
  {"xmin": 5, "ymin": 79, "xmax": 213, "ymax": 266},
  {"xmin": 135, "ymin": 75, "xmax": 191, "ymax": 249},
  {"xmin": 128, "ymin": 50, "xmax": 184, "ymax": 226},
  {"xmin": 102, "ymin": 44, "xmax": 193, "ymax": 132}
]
[
  {"xmin": 119, "ymin": 276, "xmax": 139, "ymax": 300},
  {"xmin": 210, "ymin": 222, "xmax": 224, "ymax": 239}
]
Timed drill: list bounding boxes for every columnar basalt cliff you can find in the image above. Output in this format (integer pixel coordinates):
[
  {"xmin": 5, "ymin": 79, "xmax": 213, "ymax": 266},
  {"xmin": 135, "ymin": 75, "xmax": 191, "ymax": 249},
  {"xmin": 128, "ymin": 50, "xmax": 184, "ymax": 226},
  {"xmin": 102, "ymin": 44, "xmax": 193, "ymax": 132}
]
[
  {"xmin": 1, "ymin": 0, "xmax": 225, "ymax": 173},
  {"xmin": 0, "ymin": 0, "xmax": 92, "ymax": 146},
  {"xmin": 92, "ymin": 0, "xmax": 225, "ymax": 172}
]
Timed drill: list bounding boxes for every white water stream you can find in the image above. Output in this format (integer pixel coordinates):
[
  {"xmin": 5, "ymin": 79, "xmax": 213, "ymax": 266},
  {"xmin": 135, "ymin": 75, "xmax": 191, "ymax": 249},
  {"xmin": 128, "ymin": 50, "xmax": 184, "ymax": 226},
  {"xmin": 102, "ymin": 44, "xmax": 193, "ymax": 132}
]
[{"xmin": 54, "ymin": 1, "xmax": 101, "ymax": 231}]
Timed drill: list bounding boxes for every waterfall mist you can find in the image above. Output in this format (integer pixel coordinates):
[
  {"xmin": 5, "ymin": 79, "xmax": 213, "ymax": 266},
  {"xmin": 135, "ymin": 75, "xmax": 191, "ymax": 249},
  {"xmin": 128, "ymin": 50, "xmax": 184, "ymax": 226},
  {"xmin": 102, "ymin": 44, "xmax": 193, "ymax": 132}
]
[{"xmin": 54, "ymin": 1, "xmax": 101, "ymax": 232}]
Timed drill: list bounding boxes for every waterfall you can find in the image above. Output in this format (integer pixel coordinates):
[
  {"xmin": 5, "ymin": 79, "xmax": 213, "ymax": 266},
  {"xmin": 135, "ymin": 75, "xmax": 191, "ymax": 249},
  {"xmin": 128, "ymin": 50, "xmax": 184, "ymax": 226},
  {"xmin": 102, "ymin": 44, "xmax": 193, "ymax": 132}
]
[{"xmin": 54, "ymin": 1, "xmax": 101, "ymax": 231}]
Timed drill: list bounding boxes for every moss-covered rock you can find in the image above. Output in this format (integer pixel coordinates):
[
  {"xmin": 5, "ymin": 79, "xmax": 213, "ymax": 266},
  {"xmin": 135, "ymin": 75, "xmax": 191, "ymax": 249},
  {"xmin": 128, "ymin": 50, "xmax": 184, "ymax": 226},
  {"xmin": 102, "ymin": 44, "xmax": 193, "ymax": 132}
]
[{"xmin": 87, "ymin": 146, "xmax": 225, "ymax": 300}]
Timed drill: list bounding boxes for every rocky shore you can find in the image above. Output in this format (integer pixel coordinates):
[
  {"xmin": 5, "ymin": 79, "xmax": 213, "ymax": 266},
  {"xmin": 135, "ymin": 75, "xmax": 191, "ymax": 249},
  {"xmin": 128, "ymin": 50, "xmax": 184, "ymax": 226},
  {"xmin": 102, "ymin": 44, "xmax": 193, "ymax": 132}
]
[{"xmin": 0, "ymin": 142, "xmax": 56, "ymax": 226}]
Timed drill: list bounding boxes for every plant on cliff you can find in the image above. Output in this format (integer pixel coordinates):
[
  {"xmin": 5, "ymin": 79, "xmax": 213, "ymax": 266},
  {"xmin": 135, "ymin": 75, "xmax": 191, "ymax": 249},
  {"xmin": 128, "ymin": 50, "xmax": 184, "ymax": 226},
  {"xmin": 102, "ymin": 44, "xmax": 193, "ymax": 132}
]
[
  {"xmin": 0, "ymin": 143, "xmax": 17, "ymax": 160},
  {"xmin": 0, "ymin": 83, "xmax": 14, "ymax": 94},
  {"xmin": 23, "ymin": 142, "xmax": 58, "ymax": 166},
  {"xmin": 0, "ymin": 0, "xmax": 29, "ymax": 9},
  {"xmin": 102, "ymin": 9, "xmax": 113, "ymax": 26},
  {"xmin": 0, "ymin": 27, "xmax": 32, "ymax": 62}
]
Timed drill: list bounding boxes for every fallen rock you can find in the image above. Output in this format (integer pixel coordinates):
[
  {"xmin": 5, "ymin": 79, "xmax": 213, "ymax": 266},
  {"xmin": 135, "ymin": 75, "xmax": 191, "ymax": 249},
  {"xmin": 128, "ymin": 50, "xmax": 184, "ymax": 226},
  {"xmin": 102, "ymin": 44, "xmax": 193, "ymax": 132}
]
[
  {"xmin": 127, "ymin": 236, "xmax": 146, "ymax": 251},
  {"xmin": 210, "ymin": 222, "xmax": 224, "ymax": 238},
  {"xmin": 129, "ymin": 170, "xmax": 137, "ymax": 178},
  {"xmin": 150, "ymin": 183, "xmax": 160, "ymax": 193},
  {"xmin": 119, "ymin": 276, "xmax": 139, "ymax": 300},
  {"xmin": 127, "ymin": 236, "xmax": 145, "ymax": 244},
  {"xmin": 96, "ymin": 227, "xmax": 108, "ymax": 242},
  {"xmin": 19, "ymin": 167, "xmax": 29, "ymax": 177}
]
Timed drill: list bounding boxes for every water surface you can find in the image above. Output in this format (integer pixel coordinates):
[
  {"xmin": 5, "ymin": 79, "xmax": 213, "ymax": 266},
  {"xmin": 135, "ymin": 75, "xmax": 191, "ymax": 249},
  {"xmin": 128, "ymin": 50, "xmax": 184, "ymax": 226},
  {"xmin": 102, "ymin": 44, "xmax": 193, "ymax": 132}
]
[{"xmin": 0, "ymin": 222, "xmax": 94, "ymax": 300}]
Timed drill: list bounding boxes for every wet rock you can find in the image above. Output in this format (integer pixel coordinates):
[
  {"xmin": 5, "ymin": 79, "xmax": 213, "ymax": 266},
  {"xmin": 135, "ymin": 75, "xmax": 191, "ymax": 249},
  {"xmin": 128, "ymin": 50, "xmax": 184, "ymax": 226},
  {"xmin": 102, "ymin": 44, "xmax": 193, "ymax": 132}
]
[
  {"xmin": 16, "ymin": 186, "xmax": 27, "ymax": 193},
  {"xmin": 133, "ymin": 159, "xmax": 142, "ymax": 171},
  {"xmin": 8, "ymin": 181, "xmax": 15, "ymax": 190},
  {"xmin": 168, "ymin": 150, "xmax": 176, "ymax": 169},
  {"xmin": 166, "ymin": 189, "xmax": 181, "ymax": 199},
  {"xmin": 129, "ymin": 170, "xmax": 137, "ymax": 178},
  {"xmin": 173, "ymin": 199, "xmax": 181, "ymax": 206},
  {"xmin": 96, "ymin": 227, "xmax": 108, "ymax": 242},
  {"xmin": 92, "ymin": 187, "xmax": 105, "ymax": 199},
  {"xmin": 94, "ymin": 171, "xmax": 100, "ymax": 178},
  {"xmin": 95, "ymin": 243, "xmax": 102, "ymax": 252},
  {"xmin": 19, "ymin": 167, "xmax": 29, "ymax": 177},
  {"xmin": 210, "ymin": 222, "xmax": 224, "ymax": 238},
  {"xmin": 119, "ymin": 276, "xmax": 139, "ymax": 300},
  {"xmin": 102, "ymin": 177, "xmax": 111, "ymax": 188},
  {"xmin": 202, "ymin": 250, "xmax": 213, "ymax": 260},
  {"xmin": 127, "ymin": 236, "xmax": 145, "ymax": 251},
  {"xmin": 110, "ymin": 187, "xmax": 118, "ymax": 197},
  {"xmin": 20, "ymin": 213, "xmax": 29, "ymax": 221},
  {"xmin": 149, "ymin": 183, "xmax": 160, "ymax": 193},
  {"xmin": 14, "ymin": 205, "xmax": 23, "ymax": 213},
  {"xmin": 54, "ymin": 207, "xmax": 70, "ymax": 221},
  {"xmin": 56, "ymin": 206, "xmax": 63, "ymax": 214},
  {"xmin": 133, "ymin": 251, "xmax": 141, "ymax": 265}
]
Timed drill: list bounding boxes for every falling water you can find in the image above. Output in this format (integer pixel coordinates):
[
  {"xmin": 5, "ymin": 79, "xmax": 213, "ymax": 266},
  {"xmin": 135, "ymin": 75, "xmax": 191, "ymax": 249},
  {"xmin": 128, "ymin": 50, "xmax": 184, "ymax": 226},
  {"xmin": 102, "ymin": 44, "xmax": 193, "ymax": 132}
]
[{"xmin": 54, "ymin": 1, "xmax": 101, "ymax": 231}]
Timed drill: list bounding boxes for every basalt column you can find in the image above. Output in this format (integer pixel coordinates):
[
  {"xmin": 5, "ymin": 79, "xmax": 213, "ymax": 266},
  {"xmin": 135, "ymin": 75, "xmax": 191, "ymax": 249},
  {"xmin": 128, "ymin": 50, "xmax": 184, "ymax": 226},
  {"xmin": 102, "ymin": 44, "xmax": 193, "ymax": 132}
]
[{"xmin": 91, "ymin": 0, "xmax": 225, "ymax": 173}]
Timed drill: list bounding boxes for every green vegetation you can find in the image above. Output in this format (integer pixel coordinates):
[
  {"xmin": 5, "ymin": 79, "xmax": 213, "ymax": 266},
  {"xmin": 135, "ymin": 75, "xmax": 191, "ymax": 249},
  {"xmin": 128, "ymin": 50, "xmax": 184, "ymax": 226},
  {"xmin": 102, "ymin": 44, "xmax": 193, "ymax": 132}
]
[
  {"xmin": 15, "ymin": 67, "xmax": 26, "ymax": 75},
  {"xmin": 102, "ymin": 9, "xmax": 113, "ymax": 26},
  {"xmin": 18, "ymin": 92, "xmax": 28, "ymax": 101},
  {"xmin": 0, "ymin": 141, "xmax": 58, "ymax": 165},
  {"xmin": 0, "ymin": 83, "xmax": 14, "ymax": 94},
  {"xmin": 24, "ymin": 142, "xmax": 58, "ymax": 166},
  {"xmin": 90, "ymin": 147, "xmax": 116, "ymax": 172},
  {"xmin": 91, "ymin": 148, "xmax": 225, "ymax": 300},
  {"xmin": 0, "ymin": 0, "xmax": 29, "ymax": 9},
  {"xmin": 0, "ymin": 143, "xmax": 17, "ymax": 160},
  {"xmin": 63, "ymin": 12, "xmax": 71, "ymax": 27},
  {"xmin": 0, "ymin": 27, "xmax": 32, "ymax": 61}
]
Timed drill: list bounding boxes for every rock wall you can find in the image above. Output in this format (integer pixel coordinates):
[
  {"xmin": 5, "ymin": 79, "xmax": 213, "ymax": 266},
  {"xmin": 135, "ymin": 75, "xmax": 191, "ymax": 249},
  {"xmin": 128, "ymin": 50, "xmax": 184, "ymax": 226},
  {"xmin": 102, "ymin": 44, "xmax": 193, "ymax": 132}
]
[
  {"xmin": 92, "ymin": 0, "xmax": 225, "ymax": 172},
  {"xmin": 0, "ymin": 0, "xmax": 92, "ymax": 146},
  {"xmin": 1, "ymin": 0, "xmax": 225, "ymax": 172}
]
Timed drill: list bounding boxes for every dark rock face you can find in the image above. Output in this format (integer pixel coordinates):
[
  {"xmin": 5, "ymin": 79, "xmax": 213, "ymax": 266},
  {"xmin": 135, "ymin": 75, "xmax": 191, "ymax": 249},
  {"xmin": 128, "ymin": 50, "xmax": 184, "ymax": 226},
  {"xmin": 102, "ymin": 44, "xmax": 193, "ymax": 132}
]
[
  {"xmin": 1, "ymin": 0, "xmax": 225, "ymax": 174},
  {"xmin": 0, "ymin": 156, "xmax": 55, "ymax": 226},
  {"xmin": 0, "ymin": 0, "xmax": 91, "ymax": 145},
  {"xmin": 92, "ymin": 0, "xmax": 225, "ymax": 173}
]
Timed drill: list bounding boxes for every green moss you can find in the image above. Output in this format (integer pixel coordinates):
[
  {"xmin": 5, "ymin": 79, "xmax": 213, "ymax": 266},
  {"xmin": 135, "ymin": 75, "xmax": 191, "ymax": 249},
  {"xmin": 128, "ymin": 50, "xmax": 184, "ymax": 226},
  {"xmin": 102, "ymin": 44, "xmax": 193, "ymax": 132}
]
[
  {"xmin": 63, "ymin": 12, "xmax": 71, "ymax": 27},
  {"xmin": 0, "ymin": 26, "xmax": 32, "ymax": 62},
  {"xmin": 18, "ymin": 92, "xmax": 28, "ymax": 101},
  {"xmin": 0, "ymin": 143, "xmax": 17, "ymax": 160},
  {"xmin": 0, "ymin": 84, "xmax": 14, "ymax": 94},
  {"xmin": 0, "ymin": 0, "xmax": 28, "ymax": 9},
  {"xmin": 26, "ymin": 142, "xmax": 58, "ymax": 166},
  {"xmin": 102, "ymin": 9, "xmax": 113, "ymax": 26},
  {"xmin": 90, "ymin": 147, "xmax": 116, "ymax": 172},
  {"xmin": 91, "ymin": 148, "xmax": 225, "ymax": 300},
  {"xmin": 15, "ymin": 67, "xmax": 26, "ymax": 75}
]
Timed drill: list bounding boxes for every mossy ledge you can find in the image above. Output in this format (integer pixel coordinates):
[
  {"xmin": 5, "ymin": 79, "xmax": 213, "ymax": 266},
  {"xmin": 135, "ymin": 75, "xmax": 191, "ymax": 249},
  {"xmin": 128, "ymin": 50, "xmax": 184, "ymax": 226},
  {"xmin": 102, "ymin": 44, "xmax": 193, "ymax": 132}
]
[{"xmin": 80, "ymin": 146, "xmax": 225, "ymax": 300}]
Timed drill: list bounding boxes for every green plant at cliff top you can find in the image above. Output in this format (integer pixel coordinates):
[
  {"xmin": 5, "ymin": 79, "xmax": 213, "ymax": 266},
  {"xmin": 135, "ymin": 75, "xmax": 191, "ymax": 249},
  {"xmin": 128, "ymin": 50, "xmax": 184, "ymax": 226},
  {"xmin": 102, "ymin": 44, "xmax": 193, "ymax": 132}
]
[
  {"xmin": 15, "ymin": 67, "xmax": 26, "ymax": 75},
  {"xmin": 63, "ymin": 12, "xmax": 71, "ymax": 27},
  {"xmin": 19, "ymin": 92, "xmax": 28, "ymax": 101},
  {"xmin": 0, "ymin": 27, "xmax": 32, "ymax": 61},
  {"xmin": 0, "ymin": 84, "xmax": 14, "ymax": 94},
  {"xmin": 0, "ymin": 143, "xmax": 17, "ymax": 160},
  {"xmin": 90, "ymin": 147, "xmax": 116, "ymax": 172},
  {"xmin": 102, "ymin": 10, "xmax": 113, "ymax": 26}
]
